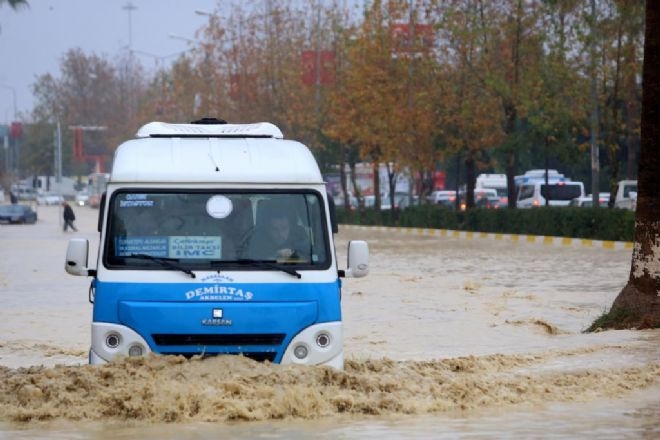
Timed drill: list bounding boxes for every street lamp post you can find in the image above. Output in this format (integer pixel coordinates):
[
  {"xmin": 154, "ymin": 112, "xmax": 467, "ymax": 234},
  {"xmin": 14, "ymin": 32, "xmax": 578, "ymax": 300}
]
[
  {"xmin": 0, "ymin": 84, "xmax": 17, "ymax": 121},
  {"xmin": 168, "ymin": 33, "xmax": 203, "ymax": 46},
  {"xmin": 1, "ymin": 85, "xmax": 18, "ymax": 183},
  {"xmin": 130, "ymin": 49, "xmax": 188, "ymax": 70},
  {"xmin": 122, "ymin": 2, "xmax": 138, "ymax": 123},
  {"xmin": 122, "ymin": 2, "xmax": 137, "ymax": 51}
]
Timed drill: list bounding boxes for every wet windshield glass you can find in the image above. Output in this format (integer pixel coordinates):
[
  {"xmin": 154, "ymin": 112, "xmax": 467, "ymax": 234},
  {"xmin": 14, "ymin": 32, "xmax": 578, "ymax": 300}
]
[{"xmin": 104, "ymin": 191, "xmax": 329, "ymax": 271}]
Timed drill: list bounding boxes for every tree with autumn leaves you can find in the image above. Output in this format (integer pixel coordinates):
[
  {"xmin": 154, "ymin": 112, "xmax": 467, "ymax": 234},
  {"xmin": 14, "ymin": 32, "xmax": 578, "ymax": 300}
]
[
  {"xmin": 20, "ymin": 1, "xmax": 643, "ymax": 207},
  {"xmin": 325, "ymin": 1, "xmax": 426, "ymax": 210}
]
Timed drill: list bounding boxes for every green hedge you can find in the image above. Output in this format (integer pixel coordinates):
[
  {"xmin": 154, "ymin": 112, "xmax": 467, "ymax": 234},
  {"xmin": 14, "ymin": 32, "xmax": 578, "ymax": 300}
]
[{"xmin": 336, "ymin": 206, "xmax": 635, "ymax": 242}]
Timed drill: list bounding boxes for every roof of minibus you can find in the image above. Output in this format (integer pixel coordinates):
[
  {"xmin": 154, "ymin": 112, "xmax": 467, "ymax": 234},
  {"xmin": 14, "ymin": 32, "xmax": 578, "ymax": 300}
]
[{"xmin": 110, "ymin": 122, "xmax": 323, "ymax": 184}]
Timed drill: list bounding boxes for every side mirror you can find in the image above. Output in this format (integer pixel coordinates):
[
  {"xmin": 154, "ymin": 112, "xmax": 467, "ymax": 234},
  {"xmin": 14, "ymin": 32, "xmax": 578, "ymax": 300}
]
[
  {"xmin": 65, "ymin": 238, "xmax": 90, "ymax": 276},
  {"xmin": 344, "ymin": 240, "xmax": 369, "ymax": 278}
]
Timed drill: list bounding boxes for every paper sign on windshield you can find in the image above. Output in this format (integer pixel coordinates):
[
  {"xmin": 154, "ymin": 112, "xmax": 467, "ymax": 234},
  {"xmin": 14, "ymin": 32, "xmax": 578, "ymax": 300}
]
[{"xmin": 116, "ymin": 236, "xmax": 222, "ymax": 259}]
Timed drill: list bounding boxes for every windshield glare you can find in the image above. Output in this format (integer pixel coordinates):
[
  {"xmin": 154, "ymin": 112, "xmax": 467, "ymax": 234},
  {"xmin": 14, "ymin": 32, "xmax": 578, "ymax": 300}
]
[{"xmin": 105, "ymin": 191, "xmax": 329, "ymax": 270}]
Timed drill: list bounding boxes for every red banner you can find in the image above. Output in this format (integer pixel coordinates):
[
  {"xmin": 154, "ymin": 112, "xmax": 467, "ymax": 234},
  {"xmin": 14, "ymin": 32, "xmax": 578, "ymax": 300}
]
[
  {"xmin": 73, "ymin": 127, "xmax": 84, "ymax": 161},
  {"xmin": 301, "ymin": 50, "xmax": 335, "ymax": 86},
  {"xmin": 433, "ymin": 171, "xmax": 446, "ymax": 190},
  {"xmin": 9, "ymin": 121, "xmax": 22, "ymax": 139}
]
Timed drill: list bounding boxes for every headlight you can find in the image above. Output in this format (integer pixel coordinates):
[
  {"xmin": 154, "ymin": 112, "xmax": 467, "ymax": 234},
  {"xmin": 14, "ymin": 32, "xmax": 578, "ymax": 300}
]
[
  {"xmin": 128, "ymin": 344, "xmax": 144, "ymax": 357},
  {"xmin": 293, "ymin": 344, "xmax": 309, "ymax": 360},
  {"xmin": 91, "ymin": 323, "xmax": 152, "ymax": 364},
  {"xmin": 105, "ymin": 333, "xmax": 121, "ymax": 348},
  {"xmin": 281, "ymin": 322, "xmax": 343, "ymax": 368},
  {"xmin": 316, "ymin": 332, "xmax": 331, "ymax": 348}
]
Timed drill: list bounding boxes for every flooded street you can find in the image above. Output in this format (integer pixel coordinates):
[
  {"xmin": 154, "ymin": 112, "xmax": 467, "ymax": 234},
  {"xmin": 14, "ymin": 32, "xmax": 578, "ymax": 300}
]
[{"xmin": 0, "ymin": 205, "xmax": 658, "ymax": 439}]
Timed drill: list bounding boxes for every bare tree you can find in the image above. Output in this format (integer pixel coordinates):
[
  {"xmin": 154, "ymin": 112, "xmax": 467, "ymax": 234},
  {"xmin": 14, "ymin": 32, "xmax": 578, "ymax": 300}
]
[{"xmin": 590, "ymin": 2, "xmax": 660, "ymax": 330}]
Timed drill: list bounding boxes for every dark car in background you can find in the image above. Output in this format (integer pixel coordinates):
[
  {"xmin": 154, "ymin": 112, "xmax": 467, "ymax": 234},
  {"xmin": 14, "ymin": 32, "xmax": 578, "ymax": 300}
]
[
  {"xmin": 476, "ymin": 195, "xmax": 505, "ymax": 209},
  {"xmin": 0, "ymin": 204, "xmax": 38, "ymax": 224}
]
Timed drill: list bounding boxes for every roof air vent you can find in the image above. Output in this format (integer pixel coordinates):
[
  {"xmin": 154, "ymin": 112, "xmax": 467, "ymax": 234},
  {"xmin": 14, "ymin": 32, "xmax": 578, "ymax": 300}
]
[{"xmin": 190, "ymin": 117, "xmax": 227, "ymax": 125}]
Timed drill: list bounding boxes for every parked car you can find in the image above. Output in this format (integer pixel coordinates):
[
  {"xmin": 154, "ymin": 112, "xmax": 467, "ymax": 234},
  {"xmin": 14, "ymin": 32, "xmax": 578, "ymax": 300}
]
[
  {"xmin": 392, "ymin": 191, "xmax": 415, "ymax": 209},
  {"xmin": 475, "ymin": 195, "xmax": 504, "ymax": 209},
  {"xmin": 427, "ymin": 190, "xmax": 458, "ymax": 208},
  {"xmin": 11, "ymin": 186, "xmax": 37, "ymax": 201},
  {"xmin": 0, "ymin": 204, "xmax": 38, "ymax": 224},
  {"xmin": 75, "ymin": 190, "xmax": 90, "ymax": 207},
  {"xmin": 36, "ymin": 192, "xmax": 65, "ymax": 206},
  {"xmin": 458, "ymin": 188, "xmax": 499, "ymax": 210},
  {"xmin": 570, "ymin": 193, "xmax": 610, "ymax": 207},
  {"xmin": 333, "ymin": 194, "xmax": 358, "ymax": 210},
  {"xmin": 569, "ymin": 196, "xmax": 592, "ymax": 207},
  {"xmin": 594, "ymin": 192, "xmax": 611, "ymax": 207},
  {"xmin": 364, "ymin": 195, "xmax": 392, "ymax": 210}
]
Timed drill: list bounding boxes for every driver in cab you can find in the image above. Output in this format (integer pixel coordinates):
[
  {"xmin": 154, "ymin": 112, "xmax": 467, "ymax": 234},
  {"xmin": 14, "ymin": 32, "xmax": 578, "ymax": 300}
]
[{"xmin": 249, "ymin": 201, "xmax": 310, "ymax": 262}]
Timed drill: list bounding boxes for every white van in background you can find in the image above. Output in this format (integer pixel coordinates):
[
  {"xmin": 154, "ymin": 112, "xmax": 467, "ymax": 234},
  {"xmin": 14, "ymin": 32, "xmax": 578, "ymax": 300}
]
[
  {"xmin": 10, "ymin": 184, "xmax": 37, "ymax": 201},
  {"xmin": 516, "ymin": 181, "xmax": 585, "ymax": 208},
  {"xmin": 475, "ymin": 173, "xmax": 507, "ymax": 203},
  {"xmin": 514, "ymin": 169, "xmax": 566, "ymax": 187},
  {"xmin": 614, "ymin": 179, "xmax": 637, "ymax": 210}
]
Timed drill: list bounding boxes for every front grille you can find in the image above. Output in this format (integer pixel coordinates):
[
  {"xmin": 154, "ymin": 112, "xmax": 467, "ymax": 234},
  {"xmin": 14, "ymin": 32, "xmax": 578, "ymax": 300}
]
[
  {"xmin": 152, "ymin": 333, "xmax": 286, "ymax": 346},
  {"xmin": 162, "ymin": 351, "xmax": 277, "ymax": 362}
]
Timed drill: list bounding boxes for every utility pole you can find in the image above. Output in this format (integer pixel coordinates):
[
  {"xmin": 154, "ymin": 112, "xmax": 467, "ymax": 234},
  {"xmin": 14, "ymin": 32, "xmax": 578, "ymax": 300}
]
[
  {"xmin": 123, "ymin": 2, "xmax": 136, "ymax": 51},
  {"xmin": 0, "ymin": 84, "xmax": 17, "ymax": 121},
  {"xmin": 54, "ymin": 121, "xmax": 62, "ymax": 183},
  {"xmin": 1, "ymin": 85, "xmax": 18, "ymax": 182},
  {"xmin": 123, "ymin": 2, "xmax": 137, "ymax": 122}
]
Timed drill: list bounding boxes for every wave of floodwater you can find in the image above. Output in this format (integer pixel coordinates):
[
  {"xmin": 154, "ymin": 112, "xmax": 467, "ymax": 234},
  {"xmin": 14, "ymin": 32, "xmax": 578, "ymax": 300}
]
[{"xmin": 0, "ymin": 349, "xmax": 658, "ymax": 424}]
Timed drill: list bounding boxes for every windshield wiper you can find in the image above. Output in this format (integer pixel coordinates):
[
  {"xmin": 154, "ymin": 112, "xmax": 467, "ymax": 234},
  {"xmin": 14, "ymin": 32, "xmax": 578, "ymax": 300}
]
[
  {"xmin": 129, "ymin": 253, "xmax": 196, "ymax": 279},
  {"xmin": 214, "ymin": 259, "xmax": 301, "ymax": 279}
]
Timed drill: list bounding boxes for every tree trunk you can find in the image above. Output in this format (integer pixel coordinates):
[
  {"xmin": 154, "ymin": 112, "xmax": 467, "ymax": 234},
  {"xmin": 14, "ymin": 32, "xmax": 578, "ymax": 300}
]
[
  {"xmin": 603, "ymin": 2, "xmax": 660, "ymax": 329},
  {"xmin": 340, "ymin": 159, "xmax": 350, "ymax": 211},
  {"xmin": 624, "ymin": 42, "xmax": 639, "ymax": 180},
  {"xmin": 372, "ymin": 159, "xmax": 381, "ymax": 210},
  {"xmin": 505, "ymin": 150, "xmax": 517, "ymax": 209},
  {"xmin": 464, "ymin": 153, "xmax": 475, "ymax": 210},
  {"xmin": 349, "ymin": 161, "xmax": 361, "ymax": 208}
]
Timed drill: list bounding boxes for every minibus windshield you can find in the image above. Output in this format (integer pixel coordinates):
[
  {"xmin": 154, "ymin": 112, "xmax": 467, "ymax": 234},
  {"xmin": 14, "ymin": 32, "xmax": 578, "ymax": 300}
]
[{"xmin": 104, "ymin": 191, "xmax": 330, "ymax": 271}]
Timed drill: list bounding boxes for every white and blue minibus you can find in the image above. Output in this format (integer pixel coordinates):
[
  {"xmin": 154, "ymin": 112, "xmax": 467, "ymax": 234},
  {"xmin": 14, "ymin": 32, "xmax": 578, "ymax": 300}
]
[{"xmin": 64, "ymin": 119, "xmax": 369, "ymax": 369}]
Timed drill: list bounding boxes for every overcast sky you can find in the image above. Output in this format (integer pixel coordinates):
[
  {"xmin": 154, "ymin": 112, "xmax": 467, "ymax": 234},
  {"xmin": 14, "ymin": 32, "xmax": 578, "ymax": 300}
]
[{"xmin": 0, "ymin": 0, "xmax": 229, "ymax": 124}]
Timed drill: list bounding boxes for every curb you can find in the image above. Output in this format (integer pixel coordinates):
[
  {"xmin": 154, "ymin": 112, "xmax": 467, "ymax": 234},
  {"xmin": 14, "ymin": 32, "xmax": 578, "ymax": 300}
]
[{"xmin": 340, "ymin": 225, "xmax": 634, "ymax": 251}]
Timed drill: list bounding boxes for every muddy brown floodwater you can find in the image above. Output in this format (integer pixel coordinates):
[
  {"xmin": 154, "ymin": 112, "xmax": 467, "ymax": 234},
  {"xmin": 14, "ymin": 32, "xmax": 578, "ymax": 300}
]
[{"xmin": 0, "ymin": 205, "xmax": 658, "ymax": 439}]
